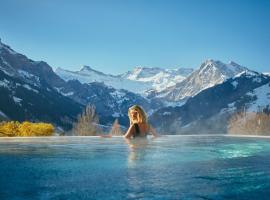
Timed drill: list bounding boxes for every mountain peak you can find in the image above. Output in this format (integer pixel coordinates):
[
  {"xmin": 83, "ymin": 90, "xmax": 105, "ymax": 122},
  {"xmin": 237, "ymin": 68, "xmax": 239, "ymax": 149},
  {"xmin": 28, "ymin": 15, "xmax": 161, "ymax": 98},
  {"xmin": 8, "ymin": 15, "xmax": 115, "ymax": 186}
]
[
  {"xmin": 229, "ymin": 61, "xmax": 240, "ymax": 66},
  {"xmin": 0, "ymin": 39, "xmax": 18, "ymax": 55},
  {"xmin": 200, "ymin": 59, "xmax": 222, "ymax": 68},
  {"xmin": 78, "ymin": 65, "xmax": 107, "ymax": 76},
  {"xmin": 134, "ymin": 65, "xmax": 144, "ymax": 70},
  {"xmin": 199, "ymin": 59, "xmax": 247, "ymax": 73},
  {"xmin": 80, "ymin": 65, "xmax": 93, "ymax": 71},
  {"xmin": 205, "ymin": 58, "xmax": 215, "ymax": 63},
  {"xmin": 155, "ymin": 59, "xmax": 249, "ymax": 102}
]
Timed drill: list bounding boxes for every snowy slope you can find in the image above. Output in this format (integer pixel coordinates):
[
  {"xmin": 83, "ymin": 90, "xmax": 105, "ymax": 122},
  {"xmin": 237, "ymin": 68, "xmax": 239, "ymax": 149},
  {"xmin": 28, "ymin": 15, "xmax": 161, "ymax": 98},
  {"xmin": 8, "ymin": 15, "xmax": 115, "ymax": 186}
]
[
  {"xmin": 221, "ymin": 72, "xmax": 270, "ymax": 114},
  {"xmin": 246, "ymin": 83, "xmax": 270, "ymax": 112}
]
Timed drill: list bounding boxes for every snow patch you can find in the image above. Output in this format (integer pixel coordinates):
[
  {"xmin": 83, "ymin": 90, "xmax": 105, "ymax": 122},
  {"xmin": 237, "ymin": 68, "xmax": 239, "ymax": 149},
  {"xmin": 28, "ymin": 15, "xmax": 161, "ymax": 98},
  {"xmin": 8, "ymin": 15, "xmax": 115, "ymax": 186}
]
[
  {"xmin": 110, "ymin": 90, "xmax": 126, "ymax": 98},
  {"xmin": 163, "ymin": 112, "xmax": 171, "ymax": 116},
  {"xmin": 234, "ymin": 70, "xmax": 258, "ymax": 78},
  {"xmin": 1, "ymin": 57, "xmax": 12, "ymax": 67},
  {"xmin": 0, "ymin": 79, "xmax": 10, "ymax": 88},
  {"xmin": 110, "ymin": 90, "xmax": 130, "ymax": 104},
  {"xmin": 147, "ymin": 109, "xmax": 155, "ymax": 116},
  {"xmin": 163, "ymin": 100, "xmax": 186, "ymax": 107},
  {"xmin": 54, "ymin": 87, "xmax": 63, "ymax": 93},
  {"xmin": 61, "ymin": 91, "xmax": 74, "ymax": 96},
  {"xmin": 0, "ymin": 66, "xmax": 14, "ymax": 76},
  {"xmin": 0, "ymin": 110, "xmax": 8, "ymax": 118},
  {"xmin": 53, "ymin": 87, "xmax": 74, "ymax": 96},
  {"xmin": 225, "ymin": 102, "xmax": 236, "ymax": 113},
  {"xmin": 18, "ymin": 70, "xmax": 40, "ymax": 84},
  {"xmin": 231, "ymin": 81, "xmax": 238, "ymax": 89},
  {"xmin": 23, "ymin": 84, "xmax": 39, "ymax": 93},
  {"xmin": 13, "ymin": 96, "xmax": 22, "ymax": 105}
]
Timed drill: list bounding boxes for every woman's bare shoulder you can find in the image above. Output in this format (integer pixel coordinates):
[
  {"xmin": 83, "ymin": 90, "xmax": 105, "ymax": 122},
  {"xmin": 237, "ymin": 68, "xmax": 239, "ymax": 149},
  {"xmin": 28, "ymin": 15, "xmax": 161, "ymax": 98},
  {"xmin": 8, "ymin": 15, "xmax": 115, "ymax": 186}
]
[{"xmin": 137, "ymin": 122, "xmax": 148, "ymax": 128}]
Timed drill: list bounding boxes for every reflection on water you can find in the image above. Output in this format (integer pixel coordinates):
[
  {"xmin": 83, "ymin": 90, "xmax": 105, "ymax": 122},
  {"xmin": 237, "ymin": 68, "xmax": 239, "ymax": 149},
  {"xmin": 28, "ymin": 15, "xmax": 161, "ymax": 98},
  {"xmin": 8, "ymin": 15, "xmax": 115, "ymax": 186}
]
[
  {"xmin": 0, "ymin": 136, "xmax": 270, "ymax": 200},
  {"xmin": 125, "ymin": 138, "xmax": 150, "ymax": 168}
]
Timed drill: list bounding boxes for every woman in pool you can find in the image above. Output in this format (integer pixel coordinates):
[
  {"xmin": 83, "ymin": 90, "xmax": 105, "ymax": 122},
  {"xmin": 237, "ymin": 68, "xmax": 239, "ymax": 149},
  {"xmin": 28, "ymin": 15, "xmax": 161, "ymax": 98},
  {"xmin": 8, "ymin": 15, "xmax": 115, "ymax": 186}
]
[{"xmin": 124, "ymin": 105, "xmax": 158, "ymax": 139}]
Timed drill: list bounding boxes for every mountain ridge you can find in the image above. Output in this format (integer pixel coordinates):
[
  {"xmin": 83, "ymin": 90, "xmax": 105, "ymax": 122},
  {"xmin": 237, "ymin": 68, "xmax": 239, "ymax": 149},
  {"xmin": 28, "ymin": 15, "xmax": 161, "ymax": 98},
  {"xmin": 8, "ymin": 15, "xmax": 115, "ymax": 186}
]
[
  {"xmin": 1, "ymin": 38, "xmax": 269, "ymax": 134},
  {"xmin": 149, "ymin": 71, "xmax": 270, "ymax": 134},
  {"xmin": 0, "ymin": 39, "xmax": 162, "ymax": 128}
]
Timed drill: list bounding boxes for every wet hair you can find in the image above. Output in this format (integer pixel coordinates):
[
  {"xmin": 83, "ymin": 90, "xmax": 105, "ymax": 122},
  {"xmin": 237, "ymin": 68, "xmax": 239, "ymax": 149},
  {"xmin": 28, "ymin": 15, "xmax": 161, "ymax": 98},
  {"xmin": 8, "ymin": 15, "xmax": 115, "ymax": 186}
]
[{"xmin": 128, "ymin": 105, "xmax": 148, "ymax": 125}]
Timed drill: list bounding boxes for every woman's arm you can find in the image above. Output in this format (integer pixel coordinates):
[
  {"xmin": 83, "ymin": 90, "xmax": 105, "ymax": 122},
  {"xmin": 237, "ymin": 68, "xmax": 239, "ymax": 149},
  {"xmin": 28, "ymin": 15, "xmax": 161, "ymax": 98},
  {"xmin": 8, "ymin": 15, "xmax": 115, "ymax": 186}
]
[
  {"xmin": 99, "ymin": 134, "xmax": 112, "ymax": 138},
  {"xmin": 123, "ymin": 124, "xmax": 135, "ymax": 139}
]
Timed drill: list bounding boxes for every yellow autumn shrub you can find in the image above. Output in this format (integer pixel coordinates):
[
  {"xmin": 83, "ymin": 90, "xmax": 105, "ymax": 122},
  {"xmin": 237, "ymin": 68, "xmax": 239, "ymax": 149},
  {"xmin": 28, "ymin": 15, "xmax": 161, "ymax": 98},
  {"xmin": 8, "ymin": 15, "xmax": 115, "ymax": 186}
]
[
  {"xmin": 0, "ymin": 121, "xmax": 54, "ymax": 137},
  {"xmin": 0, "ymin": 121, "xmax": 20, "ymax": 136}
]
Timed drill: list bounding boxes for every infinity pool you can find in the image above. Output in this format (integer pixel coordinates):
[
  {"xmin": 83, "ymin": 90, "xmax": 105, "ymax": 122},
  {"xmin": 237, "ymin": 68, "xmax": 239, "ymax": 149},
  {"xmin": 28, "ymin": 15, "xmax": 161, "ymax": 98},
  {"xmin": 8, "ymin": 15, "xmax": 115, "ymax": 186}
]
[{"xmin": 0, "ymin": 135, "xmax": 270, "ymax": 200}]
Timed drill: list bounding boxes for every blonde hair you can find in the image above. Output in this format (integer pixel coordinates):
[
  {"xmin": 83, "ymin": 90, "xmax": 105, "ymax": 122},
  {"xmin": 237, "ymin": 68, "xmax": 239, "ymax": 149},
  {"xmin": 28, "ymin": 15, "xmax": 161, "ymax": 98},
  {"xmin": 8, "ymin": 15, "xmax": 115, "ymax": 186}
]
[{"xmin": 128, "ymin": 105, "xmax": 148, "ymax": 125}]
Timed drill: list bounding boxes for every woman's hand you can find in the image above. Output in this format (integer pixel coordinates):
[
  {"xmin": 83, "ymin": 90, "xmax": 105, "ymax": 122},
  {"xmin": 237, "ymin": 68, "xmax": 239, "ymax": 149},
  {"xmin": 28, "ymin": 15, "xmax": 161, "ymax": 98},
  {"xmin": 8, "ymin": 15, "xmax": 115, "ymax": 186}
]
[{"xmin": 123, "ymin": 124, "xmax": 135, "ymax": 139}]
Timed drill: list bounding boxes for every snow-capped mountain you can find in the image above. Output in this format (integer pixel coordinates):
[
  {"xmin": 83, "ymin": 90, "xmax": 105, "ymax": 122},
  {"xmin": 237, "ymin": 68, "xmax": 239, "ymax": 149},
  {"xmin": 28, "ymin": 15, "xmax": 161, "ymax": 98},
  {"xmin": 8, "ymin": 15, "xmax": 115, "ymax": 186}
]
[
  {"xmin": 151, "ymin": 59, "xmax": 248, "ymax": 102},
  {"xmin": 149, "ymin": 71, "xmax": 270, "ymax": 134},
  {"xmin": 55, "ymin": 66, "xmax": 152, "ymax": 94},
  {"xmin": 121, "ymin": 66, "xmax": 193, "ymax": 92},
  {"xmin": 55, "ymin": 65, "xmax": 193, "ymax": 94}
]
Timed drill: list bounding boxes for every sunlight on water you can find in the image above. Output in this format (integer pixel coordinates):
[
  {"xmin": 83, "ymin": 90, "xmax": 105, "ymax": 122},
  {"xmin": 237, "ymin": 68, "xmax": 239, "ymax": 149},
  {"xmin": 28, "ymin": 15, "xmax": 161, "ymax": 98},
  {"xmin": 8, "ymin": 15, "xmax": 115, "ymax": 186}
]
[{"xmin": 218, "ymin": 143, "xmax": 265, "ymax": 158}]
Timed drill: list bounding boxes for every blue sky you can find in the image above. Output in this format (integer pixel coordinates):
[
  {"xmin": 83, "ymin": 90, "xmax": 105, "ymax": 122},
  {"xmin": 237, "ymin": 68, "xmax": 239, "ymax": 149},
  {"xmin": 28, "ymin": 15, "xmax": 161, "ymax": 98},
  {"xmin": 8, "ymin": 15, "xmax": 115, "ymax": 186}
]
[{"xmin": 0, "ymin": 0, "xmax": 269, "ymax": 74}]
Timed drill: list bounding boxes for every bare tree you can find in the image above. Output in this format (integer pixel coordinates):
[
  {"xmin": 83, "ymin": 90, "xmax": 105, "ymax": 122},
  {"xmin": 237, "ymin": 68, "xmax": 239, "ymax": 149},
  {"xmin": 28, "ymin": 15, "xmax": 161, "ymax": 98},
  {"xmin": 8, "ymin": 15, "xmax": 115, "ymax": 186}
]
[
  {"xmin": 109, "ymin": 119, "xmax": 123, "ymax": 136},
  {"xmin": 228, "ymin": 111, "xmax": 270, "ymax": 135},
  {"xmin": 73, "ymin": 105, "xmax": 99, "ymax": 136}
]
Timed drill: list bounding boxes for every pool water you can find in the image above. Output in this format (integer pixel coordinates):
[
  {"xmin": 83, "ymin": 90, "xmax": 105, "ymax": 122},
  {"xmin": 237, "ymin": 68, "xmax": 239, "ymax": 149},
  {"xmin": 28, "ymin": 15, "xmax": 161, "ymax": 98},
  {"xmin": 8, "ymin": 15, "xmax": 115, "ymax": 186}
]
[{"xmin": 0, "ymin": 135, "xmax": 270, "ymax": 200}]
